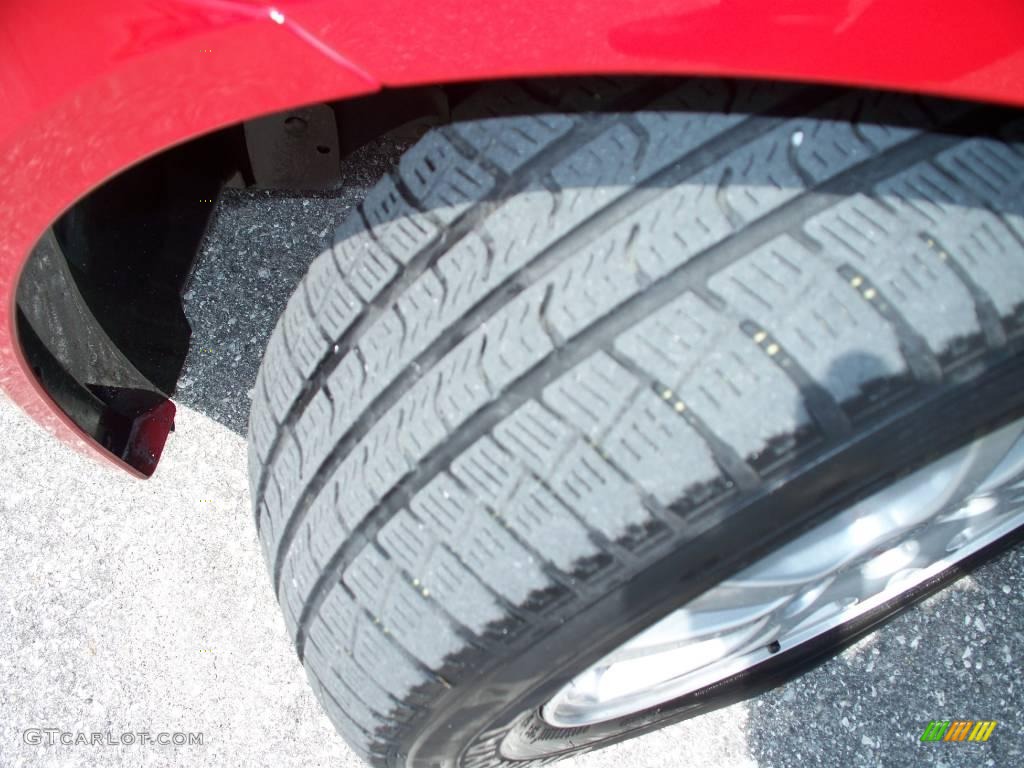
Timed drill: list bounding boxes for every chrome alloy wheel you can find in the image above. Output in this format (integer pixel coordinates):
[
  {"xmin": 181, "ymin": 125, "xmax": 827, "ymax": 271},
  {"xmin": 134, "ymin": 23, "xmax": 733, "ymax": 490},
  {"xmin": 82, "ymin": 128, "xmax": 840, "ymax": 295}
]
[{"xmin": 542, "ymin": 416, "xmax": 1024, "ymax": 728}]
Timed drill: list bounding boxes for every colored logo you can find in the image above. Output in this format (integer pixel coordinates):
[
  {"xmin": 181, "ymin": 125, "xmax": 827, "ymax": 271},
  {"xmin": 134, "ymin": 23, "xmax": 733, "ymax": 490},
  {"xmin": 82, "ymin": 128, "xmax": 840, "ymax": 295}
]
[{"xmin": 920, "ymin": 720, "xmax": 997, "ymax": 742}]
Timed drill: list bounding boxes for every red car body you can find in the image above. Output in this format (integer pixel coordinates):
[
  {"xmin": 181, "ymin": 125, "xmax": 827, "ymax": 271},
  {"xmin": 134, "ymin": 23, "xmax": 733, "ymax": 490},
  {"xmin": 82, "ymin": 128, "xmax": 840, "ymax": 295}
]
[{"xmin": 2, "ymin": 0, "xmax": 1023, "ymax": 475}]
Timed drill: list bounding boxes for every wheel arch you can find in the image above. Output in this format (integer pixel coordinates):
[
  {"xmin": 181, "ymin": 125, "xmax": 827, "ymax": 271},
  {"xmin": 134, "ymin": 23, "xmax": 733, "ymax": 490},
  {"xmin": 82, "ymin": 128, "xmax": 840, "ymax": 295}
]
[{"xmin": 2, "ymin": 0, "xmax": 1023, "ymax": 474}]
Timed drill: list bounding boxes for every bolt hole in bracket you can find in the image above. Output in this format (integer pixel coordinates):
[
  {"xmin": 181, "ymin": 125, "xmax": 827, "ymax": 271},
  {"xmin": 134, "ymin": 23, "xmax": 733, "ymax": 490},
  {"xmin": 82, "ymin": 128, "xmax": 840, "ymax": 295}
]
[{"xmin": 243, "ymin": 105, "xmax": 341, "ymax": 189}]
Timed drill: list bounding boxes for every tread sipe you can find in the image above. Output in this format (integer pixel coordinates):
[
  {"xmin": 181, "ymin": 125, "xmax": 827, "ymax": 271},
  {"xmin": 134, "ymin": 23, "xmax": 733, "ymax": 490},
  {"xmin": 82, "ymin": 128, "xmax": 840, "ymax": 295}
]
[{"xmin": 247, "ymin": 80, "xmax": 1024, "ymax": 765}]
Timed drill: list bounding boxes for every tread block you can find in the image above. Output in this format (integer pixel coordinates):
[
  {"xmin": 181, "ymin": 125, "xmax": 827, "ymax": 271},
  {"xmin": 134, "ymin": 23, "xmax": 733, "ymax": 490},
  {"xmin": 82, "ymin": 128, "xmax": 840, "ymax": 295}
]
[
  {"xmin": 295, "ymin": 389, "xmax": 335, "ymax": 482},
  {"xmin": 451, "ymin": 435, "xmax": 521, "ymax": 508},
  {"xmin": 260, "ymin": 322, "xmax": 305, "ymax": 421},
  {"xmin": 379, "ymin": 579, "xmax": 466, "ymax": 671},
  {"xmin": 805, "ymin": 190, "xmax": 981, "ymax": 358},
  {"xmin": 604, "ymin": 388, "xmax": 721, "ymax": 507},
  {"xmin": 398, "ymin": 133, "xmax": 497, "ymax": 219},
  {"xmin": 503, "ymin": 477, "xmax": 602, "ymax": 574},
  {"xmin": 410, "ymin": 473, "xmax": 554, "ymax": 607},
  {"xmin": 492, "ymin": 401, "xmax": 574, "ymax": 476},
  {"xmin": 614, "ymin": 291, "xmax": 726, "ymax": 397},
  {"xmin": 550, "ymin": 438, "xmax": 655, "ymax": 544},
  {"xmin": 708, "ymin": 235, "xmax": 907, "ymax": 405},
  {"xmin": 541, "ymin": 352, "xmax": 640, "ymax": 440},
  {"xmin": 675, "ymin": 329, "xmax": 812, "ymax": 462},
  {"xmin": 415, "ymin": 546, "xmax": 509, "ymax": 636},
  {"xmin": 452, "ymin": 114, "xmax": 575, "ymax": 174},
  {"xmin": 301, "ymin": 251, "xmax": 364, "ymax": 341}
]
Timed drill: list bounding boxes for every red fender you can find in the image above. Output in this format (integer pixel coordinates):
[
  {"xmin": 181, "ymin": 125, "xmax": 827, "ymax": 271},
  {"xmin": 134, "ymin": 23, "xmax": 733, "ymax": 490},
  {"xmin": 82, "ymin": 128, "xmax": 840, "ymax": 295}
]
[{"xmin": 1, "ymin": 0, "xmax": 1022, "ymax": 471}]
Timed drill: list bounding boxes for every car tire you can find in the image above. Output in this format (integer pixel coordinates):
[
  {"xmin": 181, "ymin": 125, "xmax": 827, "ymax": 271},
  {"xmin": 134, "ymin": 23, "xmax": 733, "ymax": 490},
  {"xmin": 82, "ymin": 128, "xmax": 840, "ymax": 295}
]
[{"xmin": 247, "ymin": 81, "xmax": 1024, "ymax": 767}]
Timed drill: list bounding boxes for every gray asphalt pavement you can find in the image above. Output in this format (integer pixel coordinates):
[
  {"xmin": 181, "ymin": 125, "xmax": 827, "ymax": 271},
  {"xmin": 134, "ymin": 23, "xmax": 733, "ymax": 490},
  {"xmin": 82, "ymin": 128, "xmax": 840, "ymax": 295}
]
[{"xmin": 1, "ymin": 140, "xmax": 1022, "ymax": 768}]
